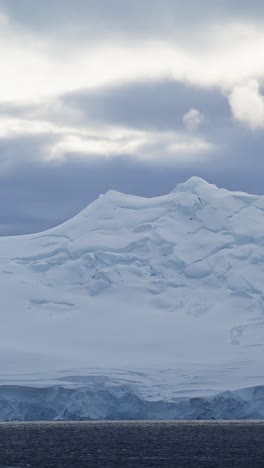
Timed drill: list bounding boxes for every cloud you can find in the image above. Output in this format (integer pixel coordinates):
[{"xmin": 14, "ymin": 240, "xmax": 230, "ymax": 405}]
[
  {"xmin": 0, "ymin": 109, "xmax": 264, "ymax": 236},
  {"xmin": 0, "ymin": 116, "xmax": 214, "ymax": 163},
  {"xmin": 0, "ymin": 80, "xmax": 224, "ymax": 162},
  {"xmin": 0, "ymin": 1, "xmax": 264, "ymax": 235},
  {"xmin": 2, "ymin": 0, "xmax": 264, "ymax": 39},
  {"xmin": 0, "ymin": 129, "xmax": 263, "ymax": 236},
  {"xmin": 62, "ymin": 80, "xmax": 228, "ymax": 130},
  {"xmin": 49, "ymin": 128, "xmax": 213, "ymax": 161},
  {"xmin": 229, "ymin": 79, "xmax": 264, "ymax": 129},
  {"xmin": 183, "ymin": 108, "xmax": 204, "ymax": 130},
  {"xmin": 1, "ymin": 3, "xmax": 264, "ymax": 103}
]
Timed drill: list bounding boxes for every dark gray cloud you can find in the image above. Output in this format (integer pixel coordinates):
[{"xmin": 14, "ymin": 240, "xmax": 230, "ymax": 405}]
[
  {"xmin": 0, "ymin": 76, "xmax": 263, "ymax": 235},
  {"xmin": 63, "ymin": 80, "xmax": 229, "ymax": 132},
  {"xmin": 1, "ymin": 0, "xmax": 264, "ymax": 40},
  {"xmin": 0, "ymin": 123, "xmax": 264, "ymax": 236},
  {"xmin": 0, "ymin": 0, "xmax": 263, "ymax": 237}
]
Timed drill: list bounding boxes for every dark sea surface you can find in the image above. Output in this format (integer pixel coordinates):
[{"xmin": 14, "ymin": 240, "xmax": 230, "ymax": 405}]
[{"xmin": 0, "ymin": 421, "xmax": 263, "ymax": 467}]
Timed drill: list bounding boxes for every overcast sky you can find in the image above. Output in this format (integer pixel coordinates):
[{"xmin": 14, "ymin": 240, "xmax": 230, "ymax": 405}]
[{"xmin": 1, "ymin": 1, "xmax": 264, "ymax": 234}]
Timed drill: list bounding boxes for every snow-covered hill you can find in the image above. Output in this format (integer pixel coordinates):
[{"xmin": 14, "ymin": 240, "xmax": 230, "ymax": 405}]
[{"xmin": 1, "ymin": 176, "xmax": 264, "ymax": 419}]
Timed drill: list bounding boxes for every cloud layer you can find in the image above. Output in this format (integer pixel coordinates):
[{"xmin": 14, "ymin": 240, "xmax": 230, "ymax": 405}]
[{"xmin": 0, "ymin": 1, "xmax": 264, "ymax": 234}]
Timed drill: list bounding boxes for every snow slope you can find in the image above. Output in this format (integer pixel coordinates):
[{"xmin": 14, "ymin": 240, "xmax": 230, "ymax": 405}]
[{"xmin": 0, "ymin": 176, "xmax": 264, "ymax": 417}]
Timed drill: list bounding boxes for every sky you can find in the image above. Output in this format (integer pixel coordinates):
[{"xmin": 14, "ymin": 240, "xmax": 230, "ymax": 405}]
[{"xmin": 1, "ymin": 1, "xmax": 264, "ymax": 234}]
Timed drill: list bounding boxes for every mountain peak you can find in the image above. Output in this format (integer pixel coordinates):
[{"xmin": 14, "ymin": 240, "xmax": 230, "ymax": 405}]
[
  {"xmin": 0, "ymin": 174, "xmax": 264, "ymax": 403},
  {"xmin": 172, "ymin": 176, "xmax": 217, "ymax": 195}
]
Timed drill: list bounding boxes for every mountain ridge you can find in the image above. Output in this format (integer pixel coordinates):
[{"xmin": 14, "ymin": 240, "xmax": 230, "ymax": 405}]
[{"xmin": 0, "ymin": 176, "xmax": 263, "ymax": 412}]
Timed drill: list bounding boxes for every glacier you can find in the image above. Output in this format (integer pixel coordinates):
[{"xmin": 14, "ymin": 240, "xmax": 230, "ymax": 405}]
[
  {"xmin": 0, "ymin": 382, "xmax": 264, "ymax": 421},
  {"xmin": 0, "ymin": 176, "xmax": 264, "ymax": 419}
]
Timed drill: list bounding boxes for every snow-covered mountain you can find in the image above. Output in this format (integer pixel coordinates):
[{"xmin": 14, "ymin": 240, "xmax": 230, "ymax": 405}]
[{"xmin": 1, "ymin": 176, "xmax": 264, "ymax": 419}]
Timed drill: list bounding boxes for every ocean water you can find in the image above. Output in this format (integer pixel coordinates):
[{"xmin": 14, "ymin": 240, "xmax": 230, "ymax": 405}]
[{"xmin": 0, "ymin": 421, "xmax": 263, "ymax": 467}]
